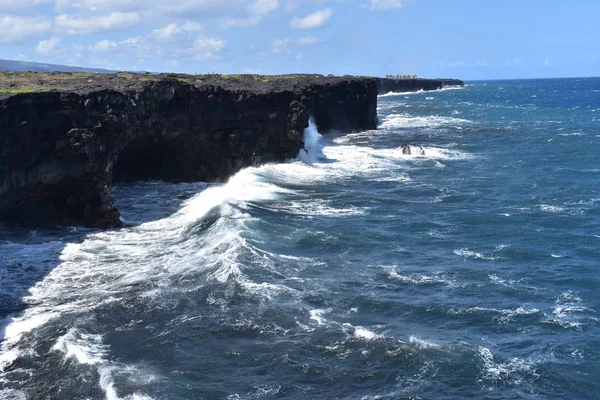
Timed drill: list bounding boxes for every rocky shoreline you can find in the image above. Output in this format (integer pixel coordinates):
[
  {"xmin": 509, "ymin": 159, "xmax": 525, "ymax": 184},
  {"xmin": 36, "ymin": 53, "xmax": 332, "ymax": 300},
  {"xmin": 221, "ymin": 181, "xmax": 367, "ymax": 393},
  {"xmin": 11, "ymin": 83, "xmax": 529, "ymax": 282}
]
[
  {"xmin": 0, "ymin": 72, "xmax": 462, "ymax": 228},
  {"xmin": 375, "ymin": 77, "xmax": 464, "ymax": 94}
]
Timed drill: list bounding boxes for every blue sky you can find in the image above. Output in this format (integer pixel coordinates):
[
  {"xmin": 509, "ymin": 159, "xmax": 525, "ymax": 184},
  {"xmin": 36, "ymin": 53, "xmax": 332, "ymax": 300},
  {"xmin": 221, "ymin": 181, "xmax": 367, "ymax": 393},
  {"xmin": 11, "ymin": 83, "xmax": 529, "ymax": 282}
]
[{"xmin": 1, "ymin": 0, "xmax": 598, "ymax": 80}]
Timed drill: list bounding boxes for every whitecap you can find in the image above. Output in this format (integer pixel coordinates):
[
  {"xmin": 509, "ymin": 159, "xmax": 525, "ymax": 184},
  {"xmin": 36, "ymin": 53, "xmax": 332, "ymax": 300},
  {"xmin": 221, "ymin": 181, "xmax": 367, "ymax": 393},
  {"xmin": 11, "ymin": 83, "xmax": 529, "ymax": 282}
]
[
  {"xmin": 409, "ymin": 336, "xmax": 440, "ymax": 349},
  {"xmin": 52, "ymin": 328, "xmax": 107, "ymax": 365},
  {"xmin": 454, "ymin": 248, "xmax": 500, "ymax": 261},
  {"xmin": 388, "ymin": 270, "xmax": 452, "ymax": 286},
  {"xmin": 378, "ymin": 89, "xmax": 424, "ymax": 97},
  {"xmin": 275, "ymin": 199, "xmax": 367, "ymax": 217},
  {"xmin": 558, "ymin": 132, "xmax": 584, "ymax": 136},
  {"xmin": 353, "ymin": 327, "xmax": 380, "ymax": 340},
  {"xmin": 539, "ymin": 204, "xmax": 565, "ymax": 213},
  {"xmin": 542, "ymin": 291, "xmax": 595, "ymax": 330},
  {"xmin": 309, "ymin": 309, "xmax": 331, "ymax": 326},
  {"xmin": 477, "ymin": 346, "xmax": 536, "ymax": 384},
  {"xmin": 379, "ymin": 113, "xmax": 472, "ymax": 130}
]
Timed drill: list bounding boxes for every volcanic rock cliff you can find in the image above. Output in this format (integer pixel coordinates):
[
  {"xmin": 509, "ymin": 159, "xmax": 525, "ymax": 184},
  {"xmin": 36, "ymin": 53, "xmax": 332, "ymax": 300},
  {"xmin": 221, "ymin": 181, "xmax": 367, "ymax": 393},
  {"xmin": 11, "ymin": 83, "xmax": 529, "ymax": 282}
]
[{"xmin": 0, "ymin": 73, "xmax": 377, "ymax": 228}]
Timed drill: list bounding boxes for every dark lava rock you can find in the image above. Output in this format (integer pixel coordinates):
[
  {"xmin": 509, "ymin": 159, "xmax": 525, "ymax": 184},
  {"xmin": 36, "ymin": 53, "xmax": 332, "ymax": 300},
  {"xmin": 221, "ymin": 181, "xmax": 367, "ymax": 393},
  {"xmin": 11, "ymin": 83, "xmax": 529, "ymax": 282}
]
[{"xmin": 0, "ymin": 72, "xmax": 378, "ymax": 228}]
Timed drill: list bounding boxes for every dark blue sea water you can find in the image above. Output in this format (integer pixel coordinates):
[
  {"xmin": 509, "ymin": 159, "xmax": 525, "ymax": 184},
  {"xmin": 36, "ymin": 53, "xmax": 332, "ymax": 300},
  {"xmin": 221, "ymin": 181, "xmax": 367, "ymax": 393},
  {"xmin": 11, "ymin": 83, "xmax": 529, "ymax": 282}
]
[{"xmin": 1, "ymin": 78, "xmax": 599, "ymax": 399}]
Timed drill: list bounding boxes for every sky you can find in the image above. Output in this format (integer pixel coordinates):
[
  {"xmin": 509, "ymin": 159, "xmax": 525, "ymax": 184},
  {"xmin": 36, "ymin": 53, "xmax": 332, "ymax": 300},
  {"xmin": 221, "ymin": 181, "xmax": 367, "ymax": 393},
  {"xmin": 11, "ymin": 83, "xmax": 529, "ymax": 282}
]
[{"xmin": 1, "ymin": 0, "xmax": 599, "ymax": 80}]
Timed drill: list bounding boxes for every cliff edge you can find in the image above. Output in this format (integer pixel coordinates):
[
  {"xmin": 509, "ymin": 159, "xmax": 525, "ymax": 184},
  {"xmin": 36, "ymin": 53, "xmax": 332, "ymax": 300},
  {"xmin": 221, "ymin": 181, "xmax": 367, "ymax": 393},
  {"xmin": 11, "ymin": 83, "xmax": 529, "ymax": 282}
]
[{"xmin": 0, "ymin": 73, "xmax": 377, "ymax": 228}]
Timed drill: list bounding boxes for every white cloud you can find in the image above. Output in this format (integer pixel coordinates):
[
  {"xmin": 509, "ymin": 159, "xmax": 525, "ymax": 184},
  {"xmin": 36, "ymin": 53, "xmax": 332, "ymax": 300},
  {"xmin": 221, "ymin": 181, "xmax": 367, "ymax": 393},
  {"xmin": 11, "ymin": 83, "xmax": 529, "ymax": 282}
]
[
  {"xmin": 543, "ymin": 57, "xmax": 551, "ymax": 67},
  {"xmin": 35, "ymin": 36, "xmax": 60, "ymax": 54},
  {"xmin": 195, "ymin": 38, "xmax": 226, "ymax": 52},
  {"xmin": 290, "ymin": 8, "xmax": 332, "ymax": 29},
  {"xmin": 221, "ymin": 16, "xmax": 262, "ymax": 28},
  {"xmin": 182, "ymin": 21, "xmax": 203, "ymax": 32},
  {"xmin": 78, "ymin": 0, "xmax": 140, "ymax": 12},
  {"xmin": 0, "ymin": 16, "xmax": 51, "ymax": 44},
  {"xmin": 370, "ymin": 0, "xmax": 413, "ymax": 10},
  {"xmin": 55, "ymin": 12, "xmax": 140, "ymax": 35},
  {"xmin": 297, "ymin": 36, "xmax": 320, "ymax": 45},
  {"xmin": 221, "ymin": 0, "xmax": 279, "ymax": 28},
  {"xmin": 149, "ymin": 21, "xmax": 204, "ymax": 42},
  {"xmin": 271, "ymin": 38, "xmax": 291, "ymax": 54},
  {"xmin": 0, "ymin": 0, "xmax": 52, "ymax": 12},
  {"xmin": 55, "ymin": 0, "xmax": 236, "ymax": 14},
  {"xmin": 68, "ymin": 24, "xmax": 226, "ymax": 65},
  {"xmin": 88, "ymin": 39, "xmax": 117, "ymax": 53},
  {"xmin": 161, "ymin": 0, "xmax": 245, "ymax": 17},
  {"xmin": 151, "ymin": 23, "xmax": 181, "ymax": 41},
  {"xmin": 249, "ymin": 0, "xmax": 279, "ymax": 15}
]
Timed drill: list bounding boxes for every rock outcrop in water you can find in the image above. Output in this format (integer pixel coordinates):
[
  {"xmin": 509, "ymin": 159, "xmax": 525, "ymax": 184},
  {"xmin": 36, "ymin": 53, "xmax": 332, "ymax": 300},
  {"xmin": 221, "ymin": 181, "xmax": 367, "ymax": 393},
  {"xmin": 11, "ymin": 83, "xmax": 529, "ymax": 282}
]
[
  {"xmin": 0, "ymin": 73, "xmax": 377, "ymax": 228},
  {"xmin": 401, "ymin": 144, "xmax": 425, "ymax": 156},
  {"xmin": 375, "ymin": 78, "xmax": 464, "ymax": 95}
]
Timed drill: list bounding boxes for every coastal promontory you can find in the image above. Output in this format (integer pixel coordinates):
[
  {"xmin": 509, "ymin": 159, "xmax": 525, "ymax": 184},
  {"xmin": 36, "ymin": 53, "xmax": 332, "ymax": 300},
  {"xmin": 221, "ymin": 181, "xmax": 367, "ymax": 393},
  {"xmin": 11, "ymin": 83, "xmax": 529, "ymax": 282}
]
[{"xmin": 0, "ymin": 72, "xmax": 463, "ymax": 228}]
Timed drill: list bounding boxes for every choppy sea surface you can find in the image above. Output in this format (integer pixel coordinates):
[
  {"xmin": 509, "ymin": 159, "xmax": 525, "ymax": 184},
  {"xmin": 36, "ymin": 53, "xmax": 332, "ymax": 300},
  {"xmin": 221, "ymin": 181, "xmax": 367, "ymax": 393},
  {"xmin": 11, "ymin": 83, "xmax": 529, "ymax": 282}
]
[{"xmin": 1, "ymin": 78, "xmax": 599, "ymax": 400}]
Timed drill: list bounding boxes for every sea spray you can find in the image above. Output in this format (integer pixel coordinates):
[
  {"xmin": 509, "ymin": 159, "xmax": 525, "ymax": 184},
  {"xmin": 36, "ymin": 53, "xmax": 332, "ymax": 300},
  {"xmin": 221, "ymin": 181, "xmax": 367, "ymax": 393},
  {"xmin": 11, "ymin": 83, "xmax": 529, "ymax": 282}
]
[{"xmin": 298, "ymin": 118, "xmax": 324, "ymax": 164}]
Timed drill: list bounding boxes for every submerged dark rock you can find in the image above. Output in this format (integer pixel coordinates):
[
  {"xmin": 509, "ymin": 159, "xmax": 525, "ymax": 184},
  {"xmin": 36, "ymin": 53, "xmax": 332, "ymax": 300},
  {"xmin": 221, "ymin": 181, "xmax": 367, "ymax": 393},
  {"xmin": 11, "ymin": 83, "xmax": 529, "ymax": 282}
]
[
  {"xmin": 401, "ymin": 144, "xmax": 425, "ymax": 155},
  {"xmin": 0, "ymin": 73, "xmax": 378, "ymax": 228}
]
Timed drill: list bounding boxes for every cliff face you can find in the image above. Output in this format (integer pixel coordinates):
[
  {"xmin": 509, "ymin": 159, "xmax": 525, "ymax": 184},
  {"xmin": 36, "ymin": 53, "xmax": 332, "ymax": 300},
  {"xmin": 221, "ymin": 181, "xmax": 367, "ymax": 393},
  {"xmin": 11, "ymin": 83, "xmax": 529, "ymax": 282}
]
[
  {"xmin": 375, "ymin": 78, "xmax": 464, "ymax": 95},
  {"xmin": 0, "ymin": 74, "xmax": 377, "ymax": 228}
]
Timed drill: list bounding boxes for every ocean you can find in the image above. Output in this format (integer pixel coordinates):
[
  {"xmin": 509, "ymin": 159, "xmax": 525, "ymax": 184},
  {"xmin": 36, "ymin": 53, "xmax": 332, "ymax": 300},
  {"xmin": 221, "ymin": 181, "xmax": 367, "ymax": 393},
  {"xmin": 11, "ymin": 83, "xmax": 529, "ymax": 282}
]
[{"xmin": 1, "ymin": 78, "xmax": 599, "ymax": 399}]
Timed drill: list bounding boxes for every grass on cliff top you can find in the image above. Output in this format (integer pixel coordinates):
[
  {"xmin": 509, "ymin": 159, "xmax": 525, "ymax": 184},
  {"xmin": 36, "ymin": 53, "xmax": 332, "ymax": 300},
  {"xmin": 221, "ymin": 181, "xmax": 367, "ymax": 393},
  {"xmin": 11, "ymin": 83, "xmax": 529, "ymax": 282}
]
[
  {"xmin": 0, "ymin": 88, "xmax": 36, "ymax": 94},
  {"xmin": 0, "ymin": 71, "xmax": 333, "ymax": 95},
  {"xmin": 219, "ymin": 74, "xmax": 242, "ymax": 80},
  {"xmin": 217, "ymin": 74, "xmax": 321, "ymax": 83}
]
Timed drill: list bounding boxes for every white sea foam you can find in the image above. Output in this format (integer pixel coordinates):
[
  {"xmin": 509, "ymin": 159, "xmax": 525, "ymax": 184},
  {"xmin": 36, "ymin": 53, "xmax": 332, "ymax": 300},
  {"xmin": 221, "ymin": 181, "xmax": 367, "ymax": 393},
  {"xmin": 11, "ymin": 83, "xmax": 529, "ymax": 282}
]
[
  {"xmin": 558, "ymin": 132, "xmax": 584, "ymax": 136},
  {"xmin": 0, "ymin": 349, "xmax": 19, "ymax": 372},
  {"xmin": 353, "ymin": 327, "xmax": 380, "ymax": 340},
  {"xmin": 409, "ymin": 336, "xmax": 440, "ymax": 349},
  {"xmin": 539, "ymin": 204, "xmax": 565, "ymax": 213},
  {"xmin": 379, "ymin": 113, "xmax": 471, "ymax": 130},
  {"xmin": 0, "ymin": 150, "xmax": 306, "ymax": 397},
  {"xmin": 309, "ymin": 309, "xmax": 331, "ymax": 326},
  {"xmin": 2, "ymin": 312, "xmax": 58, "ymax": 347},
  {"xmin": 542, "ymin": 291, "xmax": 595, "ymax": 330},
  {"xmin": 439, "ymin": 85, "xmax": 466, "ymax": 91},
  {"xmin": 477, "ymin": 346, "xmax": 536, "ymax": 384},
  {"xmin": 488, "ymin": 274, "xmax": 522, "ymax": 288},
  {"xmin": 388, "ymin": 270, "xmax": 454, "ymax": 286},
  {"xmin": 454, "ymin": 248, "xmax": 500, "ymax": 261},
  {"xmin": 378, "ymin": 89, "xmax": 424, "ymax": 97},
  {"xmin": 51, "ymin": 329, "xmax": 157, "ymax": 400},
  {"xmin": 0, "ymin": 389, "xmax": 26, "ymax": 400},
  {"xmin": 276, "ymin": 199, "xmax": 367, "ymax": 217},
  {"xmin": 450, "ymin": 306, "xmax": 541, "ymax": 323},
  {"xmin": 377, "ymin": 85, "xmax": 464, "ymax": 98},
  {"xmin": 52, "ymin": 328, "xmax": 107, "ymax": 365}
]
